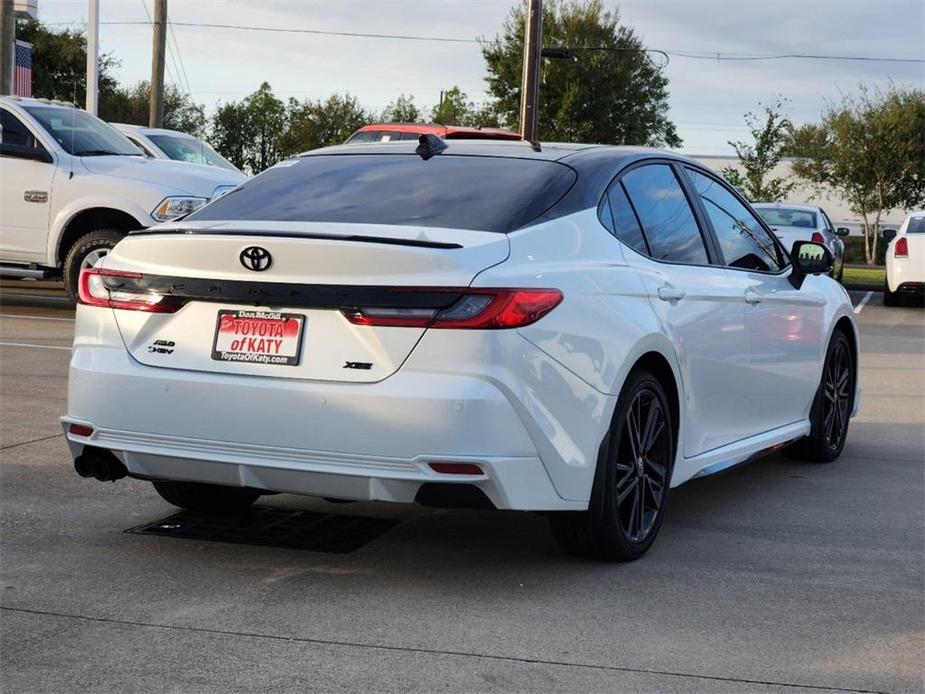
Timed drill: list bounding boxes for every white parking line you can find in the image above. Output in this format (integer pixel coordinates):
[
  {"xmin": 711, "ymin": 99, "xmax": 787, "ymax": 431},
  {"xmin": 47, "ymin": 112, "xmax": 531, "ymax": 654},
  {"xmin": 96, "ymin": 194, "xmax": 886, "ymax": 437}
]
[
  {"xmin": 854, "ymin": 291, "xmax": 873, "ymax": 314},
  {"xmin": 0, "ymin": 314, "xmax": 74, "ymax": 322},
  {"xmin": 0, "ymin": 342, "xmax": 71, "ymax": 351}
]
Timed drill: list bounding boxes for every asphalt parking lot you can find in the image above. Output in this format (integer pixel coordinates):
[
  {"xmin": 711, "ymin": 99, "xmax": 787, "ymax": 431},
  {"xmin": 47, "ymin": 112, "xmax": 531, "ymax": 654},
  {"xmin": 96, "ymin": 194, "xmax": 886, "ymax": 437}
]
[{"xmin": 1, "ymin": 282, "xmax": 922, "ymax": 694}]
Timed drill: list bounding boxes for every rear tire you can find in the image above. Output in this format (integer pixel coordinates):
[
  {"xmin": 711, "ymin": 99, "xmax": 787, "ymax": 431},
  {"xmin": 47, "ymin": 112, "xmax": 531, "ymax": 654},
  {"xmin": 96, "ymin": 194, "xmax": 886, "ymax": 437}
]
[
  {"xmin": 152, "ymin": 480, "xmax": 261, "ymax": 513},
  {"xmin": 549, "ymin": 368, "xmax": 675, "ymax": 562},
  {"xmin": 63, "ymin": 229, "xmax": 125, "ymax": 302},
  {"xmin": 883, "ymin": 280, "xmax": 901, "ymax": 306},
  {"xmin": 783, "ymin": 330, "xmax": 854, "ymax": 463}
]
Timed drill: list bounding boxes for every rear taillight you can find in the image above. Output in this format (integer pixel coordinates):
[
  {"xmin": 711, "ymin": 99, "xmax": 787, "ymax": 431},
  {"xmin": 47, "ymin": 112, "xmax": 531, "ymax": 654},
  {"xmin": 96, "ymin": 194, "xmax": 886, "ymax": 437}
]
[
  {"xmin": 342, "ymin": 288, "xmax": 562, "ymax": 330},
  {"xmin": 811, "ymin": 232, "xmax": 825, "ymax": 244},
  {"xmin": 78, "ymin": 268, "xmax": 183, "ymax": 313},
  {"xmin": 895, "ymin": 237, "xmax": 909, "ymax": 257}
]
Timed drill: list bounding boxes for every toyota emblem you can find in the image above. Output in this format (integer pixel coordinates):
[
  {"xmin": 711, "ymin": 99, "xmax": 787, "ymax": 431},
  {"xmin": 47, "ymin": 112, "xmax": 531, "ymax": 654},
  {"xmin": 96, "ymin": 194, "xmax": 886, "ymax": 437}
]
[{"xmin": 240, "ymin": 246, "xmax": 272, "ymax": 272}]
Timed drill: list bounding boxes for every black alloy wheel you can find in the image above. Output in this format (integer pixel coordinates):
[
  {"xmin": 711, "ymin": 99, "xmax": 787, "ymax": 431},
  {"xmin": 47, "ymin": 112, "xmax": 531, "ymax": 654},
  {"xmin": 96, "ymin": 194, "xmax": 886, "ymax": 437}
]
[
  {"xmin": 783, "ymin": 330, "xmax": 854, "ymax": 463},
  {"xmin": 549, "ymin": 368, "xmax": 675, "ymax": 562},
  {"xmin": 821, "ymin": 336, "xmax": 852, "ymax": 450},
  {"xmin": 616, "ymin": 386, "xmax": 670, "ymax": 544}
]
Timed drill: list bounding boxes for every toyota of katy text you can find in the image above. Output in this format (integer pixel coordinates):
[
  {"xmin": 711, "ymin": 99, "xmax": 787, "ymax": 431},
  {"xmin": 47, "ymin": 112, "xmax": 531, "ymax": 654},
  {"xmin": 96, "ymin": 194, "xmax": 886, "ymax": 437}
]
[
  {"xmin": 63, "ymin": 139, "xmax": 860, "ymax": 561},
  {"xmin": 0, "ymin": 97, "xmax": 245, "ymax": 300}
]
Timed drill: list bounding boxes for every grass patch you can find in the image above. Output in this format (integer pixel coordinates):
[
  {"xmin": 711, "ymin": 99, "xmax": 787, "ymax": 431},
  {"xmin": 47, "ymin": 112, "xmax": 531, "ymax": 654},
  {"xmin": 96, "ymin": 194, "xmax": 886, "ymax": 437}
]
[{"xmin": 842, "ymin": 265, "xmax": 885, "ymax": 287}]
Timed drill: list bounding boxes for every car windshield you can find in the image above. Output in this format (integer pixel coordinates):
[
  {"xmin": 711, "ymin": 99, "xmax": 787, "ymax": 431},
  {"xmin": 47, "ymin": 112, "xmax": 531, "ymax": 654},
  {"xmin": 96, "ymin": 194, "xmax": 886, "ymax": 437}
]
[
  {"xmin": 756, "ymin": 208, "xmax": 818, "ymax": 228},
  {"xmin": 22, "ymin": 106, "xmax": 141, "ymax": 156},
  {"xmin": 907, "ymin": 216, "xmax": 925, "ymax": 233},
  {"xmin": 147, "ymin": 134, "xmax": 239, "ymax": 171},
  {"xmin": 187, "ymin": 154, "xmax": 577, "ymax": 233}
]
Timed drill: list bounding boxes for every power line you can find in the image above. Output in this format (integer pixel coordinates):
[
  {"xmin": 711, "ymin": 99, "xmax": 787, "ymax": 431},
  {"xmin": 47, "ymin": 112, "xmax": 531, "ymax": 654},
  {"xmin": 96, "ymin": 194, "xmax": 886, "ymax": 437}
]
[
  {"xmin": 668, "ymin": 50, "xmax": 925, "ymax": 63},
  {"xmin": 44, "ymin": 20, "xmax": 925, "ymax": 63},
  {"xmin": 167, "ymin": 18, "xmax": 194, "ymax": 96}
]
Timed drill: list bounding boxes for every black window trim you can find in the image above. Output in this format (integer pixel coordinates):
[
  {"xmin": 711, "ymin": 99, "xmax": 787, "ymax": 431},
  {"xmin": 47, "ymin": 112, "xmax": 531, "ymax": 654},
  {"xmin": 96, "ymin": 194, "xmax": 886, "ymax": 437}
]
[
  {"xmin": 597, "ymin": 157, "xmax": 721, "ymax": 268},
  {"xmin": 680, "ymin": 164, "xmax": 792, "ymax": 276}
]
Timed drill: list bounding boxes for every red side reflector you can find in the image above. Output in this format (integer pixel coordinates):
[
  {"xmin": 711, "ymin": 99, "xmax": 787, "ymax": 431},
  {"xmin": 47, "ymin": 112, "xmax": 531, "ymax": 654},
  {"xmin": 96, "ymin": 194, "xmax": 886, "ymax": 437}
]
[
  {"xmin": 69, "ymin": 424, "xmax": 94, "ymax": 437},
  {"xmin": 428, "ymin": 462, "xmax": 483, "ymax": 475},
  {"xmin": 811, "ymin": 231, "xmax": 824, "ymax": 244},
  {"xmin": 895, "ymin": 237, "xmax": 909, "ymax": 257}
]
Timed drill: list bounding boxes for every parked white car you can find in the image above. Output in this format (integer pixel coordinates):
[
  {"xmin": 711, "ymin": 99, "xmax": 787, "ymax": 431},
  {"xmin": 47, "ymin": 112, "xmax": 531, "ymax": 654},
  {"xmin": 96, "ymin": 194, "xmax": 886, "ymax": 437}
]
[
  {"xmin": 0, "ymin": 97, "xmax": 245, "ymax": 299},
  {"xmin": 112, "ymin": 123, "xmax": 242, "ymax": 174},
  {"xmin": 752, "ymin": 202, "xmax": 848, "ymax": 281},
  {"xmin": 63, "ymin": 140, "xmax": 860, "ymax": 561},
  {"xmin": 882, "ymin": 211, "xmax": 925, "ymax": 306}
]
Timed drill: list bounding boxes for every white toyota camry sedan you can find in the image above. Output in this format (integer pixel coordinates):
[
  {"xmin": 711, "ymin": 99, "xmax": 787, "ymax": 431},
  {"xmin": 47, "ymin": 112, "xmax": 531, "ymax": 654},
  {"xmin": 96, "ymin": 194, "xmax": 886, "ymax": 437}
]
[{"xmin": 63, "ymin": 139, "xmax": 860, "ymax": 561}]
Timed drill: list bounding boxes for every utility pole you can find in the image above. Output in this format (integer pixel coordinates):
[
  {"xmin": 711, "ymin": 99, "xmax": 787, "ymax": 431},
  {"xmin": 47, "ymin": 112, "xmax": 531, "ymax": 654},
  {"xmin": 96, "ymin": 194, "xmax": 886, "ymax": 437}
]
[
  {"xmin": 0, "ymin": 0, "xmax": 14, "ymax": 96},
  {"xmin": 519, "ymin": 0, "xmax": 542, "ymax": 142},
  {"xmin": 86, "ymin": 0, "xmax": 99, "ymax": 113},
  {"xmin": 149, "ymin": 0, "xmax": 167, "ymax": 127}
]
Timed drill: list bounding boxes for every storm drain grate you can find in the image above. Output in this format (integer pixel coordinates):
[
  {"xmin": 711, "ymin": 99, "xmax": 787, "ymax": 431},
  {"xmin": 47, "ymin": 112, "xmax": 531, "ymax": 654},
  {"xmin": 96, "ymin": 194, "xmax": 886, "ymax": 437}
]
[{"xmin": 125, "ymin": 505, "xmax": 401, "ymax": 553}]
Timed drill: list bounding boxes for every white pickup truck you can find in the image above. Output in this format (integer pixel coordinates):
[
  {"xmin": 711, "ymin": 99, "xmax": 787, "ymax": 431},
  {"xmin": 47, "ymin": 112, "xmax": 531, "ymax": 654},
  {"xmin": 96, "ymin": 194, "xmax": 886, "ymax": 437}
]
[{"xmin": 0, "ymin": 97, "xmax": 245, "ymax": 299}]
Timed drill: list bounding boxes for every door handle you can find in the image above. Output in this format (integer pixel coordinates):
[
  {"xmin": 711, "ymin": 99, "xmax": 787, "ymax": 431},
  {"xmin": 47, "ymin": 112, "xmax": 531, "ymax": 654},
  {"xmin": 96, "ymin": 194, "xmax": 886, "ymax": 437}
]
[
  {"xmin": 657, "ymin": 285, "xmax": 685, "ymax": 302},
  {"xmin": 744, "ymin": 287, "xmax": 763, "ymax": 305}
]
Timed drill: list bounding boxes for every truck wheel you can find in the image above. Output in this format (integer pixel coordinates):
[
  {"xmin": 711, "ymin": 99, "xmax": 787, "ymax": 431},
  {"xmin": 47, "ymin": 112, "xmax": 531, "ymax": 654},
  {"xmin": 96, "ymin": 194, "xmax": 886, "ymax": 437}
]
[
  {"xmin": 152, "ymin": 480, "xmax": 261, "ymax": 513},
  {"xmin": 63, "ymin": 229, "xmax": 125, "ymax": 302}
]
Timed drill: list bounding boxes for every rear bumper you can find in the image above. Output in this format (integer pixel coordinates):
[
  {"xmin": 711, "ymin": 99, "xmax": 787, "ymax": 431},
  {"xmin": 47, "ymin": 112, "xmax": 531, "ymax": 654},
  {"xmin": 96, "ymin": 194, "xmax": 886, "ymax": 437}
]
[{"xmin": 64, "ymin": 340, "xmax": 594, "ymax": 511}]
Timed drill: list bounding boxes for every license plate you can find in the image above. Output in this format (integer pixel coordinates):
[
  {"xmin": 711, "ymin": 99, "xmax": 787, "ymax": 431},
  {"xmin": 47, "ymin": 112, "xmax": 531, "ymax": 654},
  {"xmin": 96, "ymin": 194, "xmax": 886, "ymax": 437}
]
[{"xmin": 211, "ymin": 310, "xmax": 305, "ymax": 366}]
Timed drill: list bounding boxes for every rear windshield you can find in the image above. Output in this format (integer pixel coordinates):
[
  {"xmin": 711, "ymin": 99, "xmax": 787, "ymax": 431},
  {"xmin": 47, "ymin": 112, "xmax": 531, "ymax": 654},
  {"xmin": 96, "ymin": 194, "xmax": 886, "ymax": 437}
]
[
  {"xmin": 187, "ymin": 154, "xmax": 577, "ymax": 233},
  {"xmin": 755, "ymin": 208, "xmax": 818, "ymax": 228},
  {"xmin": 907, "ymin": 216, "xmax": 925, "ymax": 233}
]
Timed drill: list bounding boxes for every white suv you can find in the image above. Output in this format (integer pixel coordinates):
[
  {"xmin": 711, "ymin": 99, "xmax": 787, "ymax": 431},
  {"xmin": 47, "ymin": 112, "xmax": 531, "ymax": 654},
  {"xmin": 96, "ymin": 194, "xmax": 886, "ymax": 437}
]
[{"xmin": 0, "ymin": 97, "xmax": 245, "ymax": 299}]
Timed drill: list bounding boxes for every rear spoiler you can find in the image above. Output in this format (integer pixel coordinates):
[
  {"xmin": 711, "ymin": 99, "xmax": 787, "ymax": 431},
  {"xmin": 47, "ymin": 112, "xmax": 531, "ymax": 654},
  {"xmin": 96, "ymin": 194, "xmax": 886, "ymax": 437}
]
[{"xmin": 128, "ymin": 228, "xmax": 463, "ymax": 250}]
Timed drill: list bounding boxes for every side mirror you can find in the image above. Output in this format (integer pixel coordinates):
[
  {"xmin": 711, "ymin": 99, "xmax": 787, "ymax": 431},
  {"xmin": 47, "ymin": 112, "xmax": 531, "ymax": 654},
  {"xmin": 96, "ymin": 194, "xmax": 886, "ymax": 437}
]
[
  {"xmin": 882, "ymin": 229, "xmax": 897, "ymax": 242},
  {"xmin": 789, "ymin": 240, "xmax": 833, "ymax": 289},
  {"xmin": 835, "ymin": 227, "xmax": 851, "ymax": 237},
  {"xmin": 0, "ymin": 142, "xmax": 53, "ymax": 164}
]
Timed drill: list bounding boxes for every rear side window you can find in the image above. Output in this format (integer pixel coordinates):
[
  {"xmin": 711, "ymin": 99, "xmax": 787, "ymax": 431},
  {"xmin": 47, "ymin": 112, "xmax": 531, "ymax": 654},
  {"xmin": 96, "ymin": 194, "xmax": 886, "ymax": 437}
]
[
  {"xmin": 621, "ymin": 164, "xmax": 709, "ymax": 264},
  {"xmin": 687, "ymin": 169, "xmax": 782, "ymax": 271},
  {"xmin": 602, "ymin": 182, "xmax": 649, "ymax": 255},
  {"xmin": 188, "ymin": 154, "xmax": 577, "ymax": 233}
]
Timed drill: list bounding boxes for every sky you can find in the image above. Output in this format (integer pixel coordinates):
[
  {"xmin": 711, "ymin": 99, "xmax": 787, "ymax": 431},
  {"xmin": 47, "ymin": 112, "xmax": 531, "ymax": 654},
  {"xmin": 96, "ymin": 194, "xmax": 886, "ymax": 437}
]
[{"xmin": 30, "ymin": 0, "xmax": 925, "ymax": 155}]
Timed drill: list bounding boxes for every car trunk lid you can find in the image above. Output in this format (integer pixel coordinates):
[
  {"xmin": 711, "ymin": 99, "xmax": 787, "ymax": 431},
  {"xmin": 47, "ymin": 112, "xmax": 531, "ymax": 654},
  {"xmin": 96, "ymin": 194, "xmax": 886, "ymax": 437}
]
[{"xmin": 104, "ymin": 222, "xmax": 509, "ymax": 382}]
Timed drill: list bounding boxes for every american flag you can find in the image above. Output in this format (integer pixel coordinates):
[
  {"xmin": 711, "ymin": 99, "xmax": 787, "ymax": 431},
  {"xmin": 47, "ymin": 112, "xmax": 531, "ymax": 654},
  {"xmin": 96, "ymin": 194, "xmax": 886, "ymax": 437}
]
[{"xmin": 14, "ymin": 40, "xmax": 32, "ymax": 98}]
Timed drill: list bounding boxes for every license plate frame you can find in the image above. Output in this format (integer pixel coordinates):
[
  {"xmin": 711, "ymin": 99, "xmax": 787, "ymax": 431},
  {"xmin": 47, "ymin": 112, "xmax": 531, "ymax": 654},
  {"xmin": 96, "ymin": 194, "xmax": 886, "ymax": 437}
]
[{"xmin": 211, "ymin": 309, "xmax": 305, "ymax": 366}]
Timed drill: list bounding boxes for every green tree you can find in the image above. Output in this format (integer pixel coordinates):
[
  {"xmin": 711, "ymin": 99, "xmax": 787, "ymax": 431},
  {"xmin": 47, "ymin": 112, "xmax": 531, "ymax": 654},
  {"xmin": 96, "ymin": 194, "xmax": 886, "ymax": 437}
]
[
  {"xmin": 209, "ymin": 100, "xmax": 250, "ymax": 171},
  {"xmin": 16, "ymin": 18, "xmax": 119, "ymax": 105},
  {"xmin": 209, "ymin": 82, "xmax": 287, "ymax": 173},
  {"xmin": 481, "ymin": 0, "xmax": 680, "ymax": 146},
  {"xmin": 431, "ymin": 87, "xmax": 475, "ymax": 125},
  {"xmin": 381, "ymin": 94, "xmax": 421, "ymax": 123},
  {"xmin": 721, "ymin": 100, "xmax": 797, "ymax": 202},
  {"xmin": 99, "ymin": 81, "xmax": 206, "ymax": 136},
  {"xmin": 789, "ymin": 85, "xmax": 925, "ymax": 264},
  {"xmin": 280, "ymin": 93, "xmax": 372, "ymax": 155}
]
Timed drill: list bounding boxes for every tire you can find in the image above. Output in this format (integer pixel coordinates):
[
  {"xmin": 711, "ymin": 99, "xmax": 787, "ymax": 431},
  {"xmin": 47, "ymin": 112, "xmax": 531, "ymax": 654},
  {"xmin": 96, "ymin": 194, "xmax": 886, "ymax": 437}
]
[
  {"xmin": 62, "ymin": 229, "xmax": 125, "ymax": 302},
  {"xmin": 549, "ymin": 368, "xmax": 675, "ymax": 562},
  {"xmin": 152, "ymin": 480, "xmax": 261, "ymax": 513},
  {"xmin": 883, "ymin": 280, "xmax": 901, "ymax": 306},
  {"xmin": 783, "ymin": 330, "xmax": 854, "ymax": 463}
]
